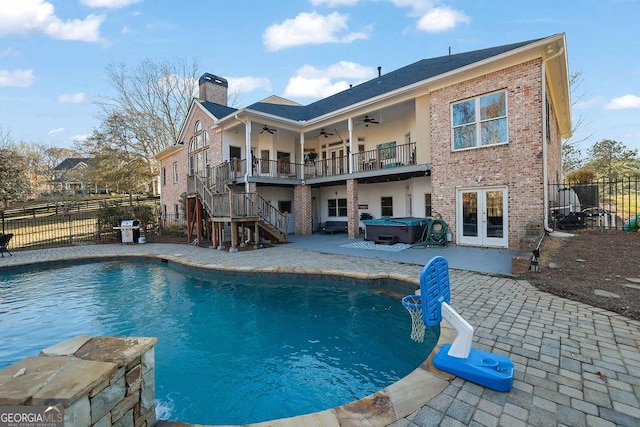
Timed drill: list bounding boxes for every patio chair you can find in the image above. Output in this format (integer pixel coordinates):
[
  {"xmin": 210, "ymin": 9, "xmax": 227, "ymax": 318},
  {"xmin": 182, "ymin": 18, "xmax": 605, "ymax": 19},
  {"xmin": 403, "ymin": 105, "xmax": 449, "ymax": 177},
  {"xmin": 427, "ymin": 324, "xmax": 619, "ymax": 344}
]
[{"xmin": 0, "ymin": 233, "xmax": 13, "ymax": 257}]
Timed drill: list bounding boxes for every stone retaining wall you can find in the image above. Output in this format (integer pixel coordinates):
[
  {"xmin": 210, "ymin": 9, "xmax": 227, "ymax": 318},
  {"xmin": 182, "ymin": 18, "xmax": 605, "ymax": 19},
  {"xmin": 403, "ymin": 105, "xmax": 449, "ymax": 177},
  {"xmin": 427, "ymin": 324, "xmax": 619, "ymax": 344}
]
[{"xmin": 0, "ymin": 336, "xmax": 157, "ymax": 427}]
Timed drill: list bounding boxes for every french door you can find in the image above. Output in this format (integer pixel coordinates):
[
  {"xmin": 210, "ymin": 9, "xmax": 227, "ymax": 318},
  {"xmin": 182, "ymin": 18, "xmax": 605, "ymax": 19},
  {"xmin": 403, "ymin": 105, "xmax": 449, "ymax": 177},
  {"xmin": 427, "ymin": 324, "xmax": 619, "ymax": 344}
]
[{"xmin": 457, "ymin": 187, "xmax": 508, "ymax": 247}]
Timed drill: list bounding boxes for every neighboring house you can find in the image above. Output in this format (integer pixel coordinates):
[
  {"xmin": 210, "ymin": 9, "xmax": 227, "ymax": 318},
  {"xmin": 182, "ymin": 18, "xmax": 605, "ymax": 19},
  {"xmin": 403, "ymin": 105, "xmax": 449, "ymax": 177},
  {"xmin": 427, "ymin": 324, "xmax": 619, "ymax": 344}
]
[
  {"xmin": 51, "ymin": 158, "xmax": 93, "ymax": 194},
  {"xmin": 156, "ymin": 33, "xmax": 571, "ymax": 250}
]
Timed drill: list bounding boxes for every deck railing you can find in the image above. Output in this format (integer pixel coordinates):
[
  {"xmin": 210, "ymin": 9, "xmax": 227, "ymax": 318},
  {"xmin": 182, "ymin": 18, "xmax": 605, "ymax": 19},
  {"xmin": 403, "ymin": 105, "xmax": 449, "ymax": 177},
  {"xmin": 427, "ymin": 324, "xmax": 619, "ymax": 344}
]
[
  {"xmin": 205, "ymin": 141, "xmax": 418, "ymax": 183},
  {"xmin": 352, "ymin": 141, "xmax": 417, "ymax": 173},
  {"xmin": 188, "ymin": 175, "xmax": 288, "ymax": 237}
]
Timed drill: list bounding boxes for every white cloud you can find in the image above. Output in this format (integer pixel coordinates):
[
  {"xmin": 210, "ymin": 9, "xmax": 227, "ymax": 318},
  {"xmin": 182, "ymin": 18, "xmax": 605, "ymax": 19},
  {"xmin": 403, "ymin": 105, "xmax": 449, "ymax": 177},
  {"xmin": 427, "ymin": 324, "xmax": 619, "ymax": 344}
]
[
  {"xmin": 605, "ymin": 94, "xmax": 640, "ymax": 110},
  {"xmin": 81, "ymin": 0, "xmax": 141, "ymax": 8},
  {"xmin": 0, "ymin": 69, "xmax": 35, "ymax": 87},
  {"xmin": 416, "ymin": 6, "xmax": 470, "ymax": 32},
  {"xmin": 0, "ymin": 47, "xmax": 21, "ymax": 57},
  {"xmin": 47, "ymin": 127, "xmax": 65, "ymax": 135},
  {"xmin": 263, "ymin": 12, "xmax": 369, "ymax": 51},
  {"xmin": 284, "ymin": 76, "xmax": 349, "ymax": 98},
  {"xmin": 58, "ymin": 92, "xmax": 86, "ymax": 103},
  {"xmin": 311, "ymin": 0, "xmax": 359, "ymax": 6},
  {"xmin": 227, "ymin": 76, "xmax": 271, "ymax": 94},
  {"xmin": 284, "ymin": 61, "xmax": 375, "ymax": 98},
  {"xmin": 0, "ymin": 0, "xmax": 104, "ymax": 42},
  {"xmin": 389, "ymin": 1, "xmax": 470, "ymax": 33},
  {"xmin": 389, "ymin": 0, "xmax": 435, "ymax": 12}
]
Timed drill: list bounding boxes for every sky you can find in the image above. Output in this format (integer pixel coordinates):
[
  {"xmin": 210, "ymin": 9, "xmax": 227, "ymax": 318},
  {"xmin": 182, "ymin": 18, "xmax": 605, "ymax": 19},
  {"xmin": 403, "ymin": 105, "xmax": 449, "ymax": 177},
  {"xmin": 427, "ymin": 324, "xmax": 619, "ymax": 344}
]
[{"xmin": 0, "ymin": 0, "xmax": 639, "ymax": 157}]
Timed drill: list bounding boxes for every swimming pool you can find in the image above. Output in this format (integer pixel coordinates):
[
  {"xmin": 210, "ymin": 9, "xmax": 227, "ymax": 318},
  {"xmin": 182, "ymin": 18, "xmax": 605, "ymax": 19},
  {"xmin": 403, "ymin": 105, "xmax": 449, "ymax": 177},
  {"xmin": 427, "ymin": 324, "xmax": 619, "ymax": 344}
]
[{"xmin": 0, "ymin": 260, "xmax": 438, "ymax": 425}]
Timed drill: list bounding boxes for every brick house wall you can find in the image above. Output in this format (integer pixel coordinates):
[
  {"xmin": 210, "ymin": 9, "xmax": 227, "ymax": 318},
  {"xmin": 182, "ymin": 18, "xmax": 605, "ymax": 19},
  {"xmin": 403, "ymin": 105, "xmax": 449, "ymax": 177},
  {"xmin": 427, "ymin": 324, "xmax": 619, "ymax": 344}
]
[
  {"xmin": 158, "ymin": 75, "xmax": 228, "ymax": 222},
  {"xmin": 430, "ymin": 59, "xmax": 558, "ymax": 249},
  {"xmin": 159, "ymin": 147, "xmax": 187, "ymax": 221},
  {"xmin": 294, "ymin": 184, "xmax": 312, "ymax": 234}
]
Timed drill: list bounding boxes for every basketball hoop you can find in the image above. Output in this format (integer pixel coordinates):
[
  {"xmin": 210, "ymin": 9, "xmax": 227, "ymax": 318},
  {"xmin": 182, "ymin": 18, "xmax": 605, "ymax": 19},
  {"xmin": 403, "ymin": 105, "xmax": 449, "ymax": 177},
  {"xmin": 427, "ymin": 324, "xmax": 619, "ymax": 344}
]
[{"xmin": 402, "ymin": 294, "xmax": 426, "ymax": 342}]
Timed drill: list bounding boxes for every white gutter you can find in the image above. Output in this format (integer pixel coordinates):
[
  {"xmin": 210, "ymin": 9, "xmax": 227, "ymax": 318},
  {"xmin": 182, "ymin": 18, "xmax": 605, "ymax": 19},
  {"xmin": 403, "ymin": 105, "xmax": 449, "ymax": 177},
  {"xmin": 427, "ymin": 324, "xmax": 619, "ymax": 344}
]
[{"xmin": 542, "ymin": 46, "xmax": 565, "ymax": 233}]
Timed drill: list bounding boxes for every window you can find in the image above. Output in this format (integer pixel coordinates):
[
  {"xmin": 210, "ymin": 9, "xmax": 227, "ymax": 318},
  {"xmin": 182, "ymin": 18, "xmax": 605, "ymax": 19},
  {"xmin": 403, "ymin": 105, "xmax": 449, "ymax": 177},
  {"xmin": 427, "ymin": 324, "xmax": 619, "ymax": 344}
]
[
  {"xmin": 188, "ymin": 156, "xmax": 194, "ymax": 175},
  {"xmin": 161, "ymin": 167, "xmax": 166, "ymax": 186},
  {"xmin": 174, "ymin": 204, "xmax": 180, "ymax": 220},
  {"xmin": 230, "ymin": 146, "xmax": 242, "ymax": 159},
  {"xmin": 452, "ymin": 91, "xmax": 507, "ymax": 150},
  {"xmin": 172, "ymin": 162, "xmax": 178, "ymax": 183},
  {"xmin": 425, "ymin": 193, "xmax": 432, "ymax": 217},
  {"xmin": 381, "ymin": 196, "xmax": 393, "ymax": 217},
  {"xmin": 328, "ymin": 198, "xmax": 347, "ymax": 217},
  {"xmin": 162, "ymin": 204, "xmax": 167, "ymax": 219},
  {"xmin": 194, "ymin": 121, "xmax": 202, "ymax": 133}
]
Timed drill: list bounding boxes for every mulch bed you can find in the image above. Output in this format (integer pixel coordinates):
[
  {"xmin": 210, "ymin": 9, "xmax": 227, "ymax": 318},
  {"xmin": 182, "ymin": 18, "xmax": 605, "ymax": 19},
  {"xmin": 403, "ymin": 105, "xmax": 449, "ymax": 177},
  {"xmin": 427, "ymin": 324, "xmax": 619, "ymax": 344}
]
[{"xmin": 526, "ymin": 229, "xmax": 640, "ymax": 320}]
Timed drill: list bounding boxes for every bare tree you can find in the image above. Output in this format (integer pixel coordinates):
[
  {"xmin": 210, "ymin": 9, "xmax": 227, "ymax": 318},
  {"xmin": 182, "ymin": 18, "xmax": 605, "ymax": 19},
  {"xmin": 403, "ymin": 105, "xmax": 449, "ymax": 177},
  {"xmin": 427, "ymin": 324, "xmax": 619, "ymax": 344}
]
[
  {"xmin": 81, "ymin": 112, "xmax": 157, "ymax": 204},
  {"xmin": 0, "ymin": 126, "xmax": 12, "ymax": 148},
  {"xmin": 562, "ymin": 71, "xmax": 593, "ymax": 173},
  {"xmin": 95, "ymin": 58, "xmax": 200, "ymax": 162}
]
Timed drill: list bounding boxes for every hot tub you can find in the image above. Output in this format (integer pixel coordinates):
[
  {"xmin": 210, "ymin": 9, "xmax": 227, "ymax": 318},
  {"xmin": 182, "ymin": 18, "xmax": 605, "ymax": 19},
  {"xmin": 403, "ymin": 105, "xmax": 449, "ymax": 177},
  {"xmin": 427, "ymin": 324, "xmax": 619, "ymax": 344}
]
[{"xmin": 362, "ymin": 217, "xmax": 430, "ymax": 244}]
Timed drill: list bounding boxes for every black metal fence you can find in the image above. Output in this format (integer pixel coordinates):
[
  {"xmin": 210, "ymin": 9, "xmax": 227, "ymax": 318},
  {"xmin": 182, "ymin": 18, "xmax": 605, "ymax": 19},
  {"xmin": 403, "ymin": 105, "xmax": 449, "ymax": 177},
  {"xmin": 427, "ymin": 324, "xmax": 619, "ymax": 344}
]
[
  {"xmin": 549, "ymin": 177, "xmax": 640, "ymax": 231},
  {"xmin": 1, "ymin": 212, "xmax": 106, "ymax": 249},
  {"xmin": 0, "ymin": 196, "xmax": 167, "ymax": 251}
]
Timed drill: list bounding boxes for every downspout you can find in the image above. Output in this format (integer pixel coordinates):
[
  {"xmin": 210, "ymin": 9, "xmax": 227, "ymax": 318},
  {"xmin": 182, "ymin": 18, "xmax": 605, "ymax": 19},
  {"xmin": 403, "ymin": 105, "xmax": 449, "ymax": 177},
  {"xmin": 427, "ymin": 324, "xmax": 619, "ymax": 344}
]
[{"xmin": 541, "ymin": 46, "xmax": 564, "ymax": 233}]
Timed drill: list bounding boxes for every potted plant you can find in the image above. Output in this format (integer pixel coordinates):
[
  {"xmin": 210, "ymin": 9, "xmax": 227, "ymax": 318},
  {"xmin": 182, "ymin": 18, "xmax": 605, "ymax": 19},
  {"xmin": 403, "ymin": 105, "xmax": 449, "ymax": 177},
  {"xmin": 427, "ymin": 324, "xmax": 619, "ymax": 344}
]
[
  {"xmin": 304, "ymin": 152, "xmax": 318, "ymax": 163},
  {"xmin": 360, "ymin": 212, "xmax": 373, "ymax": 221}
]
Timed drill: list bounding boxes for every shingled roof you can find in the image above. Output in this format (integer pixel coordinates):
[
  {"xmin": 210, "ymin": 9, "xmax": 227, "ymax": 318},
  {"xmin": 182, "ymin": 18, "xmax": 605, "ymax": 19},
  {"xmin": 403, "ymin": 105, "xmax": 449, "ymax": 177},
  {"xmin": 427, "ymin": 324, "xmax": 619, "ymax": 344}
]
[
  {"xmin": 244, "ymin": 38, "xmax": 543, "ymax": 122},
  {"xmin": 54, "ymin": 158, "xmax": 92, "ymax": 170},
  {"xmin": 200, "ymin": 101, "xmax": 237, "ymax": 119}
]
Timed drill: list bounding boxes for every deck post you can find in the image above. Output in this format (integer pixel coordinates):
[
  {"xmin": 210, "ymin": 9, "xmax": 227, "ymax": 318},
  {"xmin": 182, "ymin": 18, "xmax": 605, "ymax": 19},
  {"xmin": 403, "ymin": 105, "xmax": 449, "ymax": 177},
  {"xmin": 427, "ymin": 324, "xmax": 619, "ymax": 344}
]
[
  {"xmin": 230, "ymin": 221, "xmax": 238, "ymax": 249},
  {"xmin": 196, "ymin": 198, "xmax": 202, "ymax": 245}
]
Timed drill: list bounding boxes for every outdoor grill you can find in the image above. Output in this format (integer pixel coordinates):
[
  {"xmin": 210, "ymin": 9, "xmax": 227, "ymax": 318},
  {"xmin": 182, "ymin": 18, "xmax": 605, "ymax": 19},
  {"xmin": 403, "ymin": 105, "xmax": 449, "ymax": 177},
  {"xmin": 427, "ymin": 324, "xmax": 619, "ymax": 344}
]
[{"xmin": 113, "ymin": 220, "xmax": 141, "ymax": 244}]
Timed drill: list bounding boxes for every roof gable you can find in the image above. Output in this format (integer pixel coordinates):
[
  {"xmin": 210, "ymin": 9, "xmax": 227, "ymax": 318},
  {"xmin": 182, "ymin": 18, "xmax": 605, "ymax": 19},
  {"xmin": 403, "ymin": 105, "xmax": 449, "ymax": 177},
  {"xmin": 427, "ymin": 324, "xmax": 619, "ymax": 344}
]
[{"xmin": 54, "ymin": 158, "xmax": 91, "ymax": 170}]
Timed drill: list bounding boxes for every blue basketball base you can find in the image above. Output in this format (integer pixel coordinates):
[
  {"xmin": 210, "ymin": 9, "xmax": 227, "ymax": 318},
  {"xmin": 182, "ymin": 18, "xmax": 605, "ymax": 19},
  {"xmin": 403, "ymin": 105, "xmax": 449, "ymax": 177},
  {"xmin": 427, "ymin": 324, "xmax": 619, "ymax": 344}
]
[{"xmin": 433, "ymin": 344, "xmax": 514, "ymax": 392}]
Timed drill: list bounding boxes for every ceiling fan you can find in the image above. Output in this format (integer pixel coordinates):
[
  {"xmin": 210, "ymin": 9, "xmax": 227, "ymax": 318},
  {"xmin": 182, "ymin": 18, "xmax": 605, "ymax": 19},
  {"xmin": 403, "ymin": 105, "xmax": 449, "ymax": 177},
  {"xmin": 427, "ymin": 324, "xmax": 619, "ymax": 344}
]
[
  {"xmin": 358, "ymin": 115, "xmax": 380, "ymax": 127},
  {"xmin": 317, "ymin": 128, "xmax": 334, "ymax": 138},
  {"xmin": 260, "ymin": 125, "xmax": 276, "ymax": 134}
]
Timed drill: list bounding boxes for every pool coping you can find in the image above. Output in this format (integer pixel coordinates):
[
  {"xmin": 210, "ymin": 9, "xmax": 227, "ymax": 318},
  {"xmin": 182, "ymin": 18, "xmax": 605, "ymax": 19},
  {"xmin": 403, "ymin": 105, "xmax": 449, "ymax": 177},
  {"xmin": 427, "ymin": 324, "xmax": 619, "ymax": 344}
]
[{"xmin": 1, "ymin": 250, "xmax": 458, "ymax": 427}]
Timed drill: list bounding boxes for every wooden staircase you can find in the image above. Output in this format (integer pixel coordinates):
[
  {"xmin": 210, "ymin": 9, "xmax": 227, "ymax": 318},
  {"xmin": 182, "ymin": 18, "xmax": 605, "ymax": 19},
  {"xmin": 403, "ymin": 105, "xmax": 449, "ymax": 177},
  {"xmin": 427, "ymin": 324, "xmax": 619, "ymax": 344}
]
[{"xmin": 187, "ymin": 173, "xmax": 288, "ymax": 245}]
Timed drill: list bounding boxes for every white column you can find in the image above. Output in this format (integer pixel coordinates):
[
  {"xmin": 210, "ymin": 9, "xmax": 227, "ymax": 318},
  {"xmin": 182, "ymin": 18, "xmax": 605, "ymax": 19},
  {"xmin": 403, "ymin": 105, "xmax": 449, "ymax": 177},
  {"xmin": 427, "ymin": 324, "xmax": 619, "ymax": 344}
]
[
  {"xmin": 348, "ymin": 117, "xmax": 354, "ymax": 173},
  {"xmin": 245, "ymin": 121, "xmax": 251, "ymax": 193},
  {"xmin": 300, "ymin": 132, "xmax": 305, "ymax": 179}
]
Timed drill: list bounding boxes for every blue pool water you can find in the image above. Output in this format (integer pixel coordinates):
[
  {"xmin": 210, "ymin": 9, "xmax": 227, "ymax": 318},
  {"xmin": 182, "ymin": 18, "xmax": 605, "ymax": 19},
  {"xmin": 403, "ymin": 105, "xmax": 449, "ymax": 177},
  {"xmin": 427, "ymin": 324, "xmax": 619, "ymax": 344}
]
[{"xmin": 0, "ymin": 260, "xmax": 438, "ymax": 425}]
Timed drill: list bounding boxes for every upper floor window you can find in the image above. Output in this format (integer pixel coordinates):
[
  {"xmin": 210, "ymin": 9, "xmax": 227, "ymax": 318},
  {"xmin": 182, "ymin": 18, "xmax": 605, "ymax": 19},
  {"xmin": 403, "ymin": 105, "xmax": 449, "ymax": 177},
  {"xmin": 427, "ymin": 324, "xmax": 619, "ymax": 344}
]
[
  {"xmin": 452, "ymin": 91, "xmax": 507, "ymax": 150},
  {"xmin": 161, "ymin": 167, "xmax": 166, "ymax": 186},
  {"xmin": 172, "ymin": 162, "xmax": 178, "ymax": 183},
  {"xmin": 195, "ymin": 121, "xmax": 202, "ymax": 132}
]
